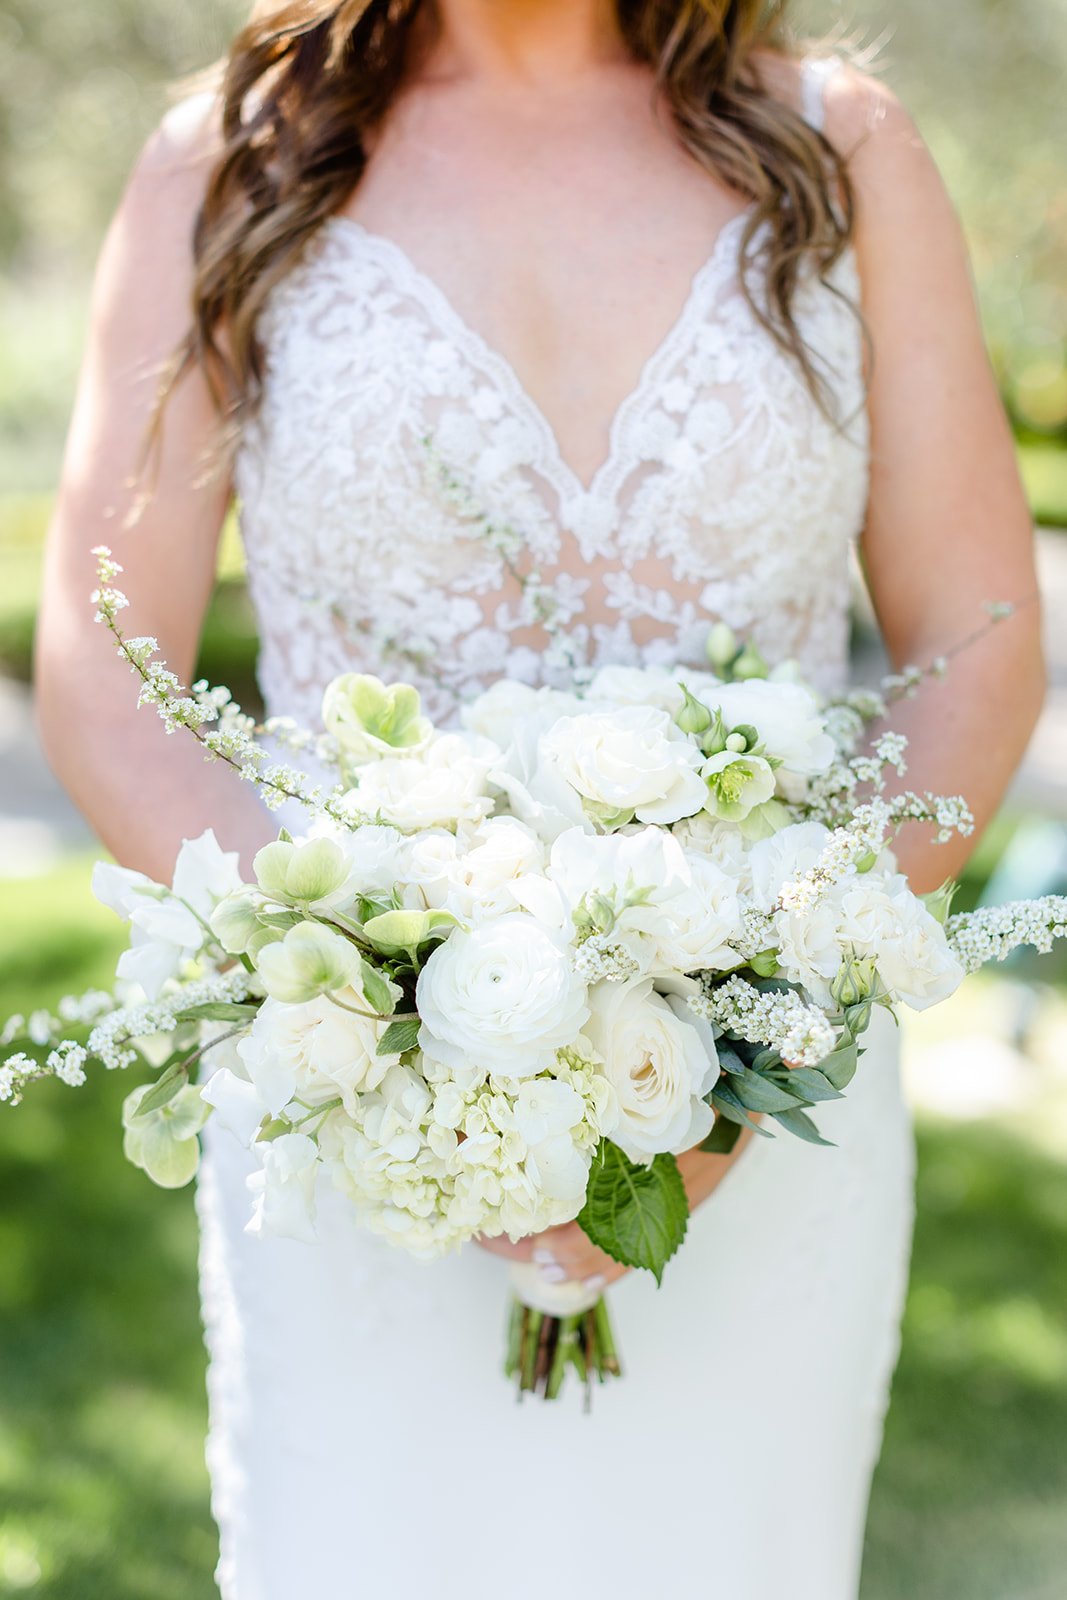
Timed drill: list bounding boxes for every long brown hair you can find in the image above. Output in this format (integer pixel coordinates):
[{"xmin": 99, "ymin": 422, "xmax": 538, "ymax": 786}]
[{"xmin": 167, "ymin": 0, "xmax": 857, "ymax": 453}]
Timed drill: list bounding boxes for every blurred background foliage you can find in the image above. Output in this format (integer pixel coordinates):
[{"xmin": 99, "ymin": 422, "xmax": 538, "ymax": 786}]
[{"xmin": 1, "ymin": 4, "xmax": 1066, "ymax": 1598}]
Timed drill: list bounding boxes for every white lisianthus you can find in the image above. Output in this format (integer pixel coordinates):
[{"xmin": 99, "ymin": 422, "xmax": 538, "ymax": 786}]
[
  {"xmin": 584, "ymin": 665, "xmax": 689, "ymax": 715},
  {"xmin": 247, "ymin": 1131, "xmax": 320, "ymax": 1243},
  {"xmin": 540, "ymin": 707, "xmax": 708, "ymax": 827},
  {"xmin": 237, "ymin": 985, "xmax": 398, "ymax": 1117},
  {"xmin": 535, "ymin": 827, "xmax": 741, "ymax": 976},
  {"xmin": 836, "ymin": 879, "xmax": 965, "ymax": 1010},
  {"xmin": 437, "ymin": 817, "xmax": 547, "ymax": 922},
  {"xmin": 707, "ymin": 679, "xmax": 835, "ymax": 798},
  {"xmin": 416, "ymin": 914, "xmax": 590, "ymax": 1080},
  {"xmin": 462, "ymin": 681, "xmax": 584, "ymax": 748},
  {"xmin": 93, "ymin": 829, "xmax": 243, "ymax": 998},
  {"xmin": 749, "ymin": 821, "xmax": 833, "ymax": 911},
  {"xmin": 585, "ymin": 976, "xmax": 717, "ymax": 1162},
  {"xmin": 349, "ymin": 734, "xmax": 497, "ymax": 833}
]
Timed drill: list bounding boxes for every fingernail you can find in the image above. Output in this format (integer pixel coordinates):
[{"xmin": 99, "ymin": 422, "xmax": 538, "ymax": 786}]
[
  {"xmin": 540, "ymin": 1264, "xmax": 568, "ymax": 1283},
  {"xmin": 532, "ymin": 1248, "xmax": 557, "ymax": 1266},
  {"xmin": 583, "ymin": 1274, "xmax": 607, "ymax": 1292}
]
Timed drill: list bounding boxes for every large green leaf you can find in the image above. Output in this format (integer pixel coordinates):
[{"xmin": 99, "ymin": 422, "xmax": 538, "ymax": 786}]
[{"xmin": 577, "ymin": 1142, "xmax": 689, "ymax": 1285}]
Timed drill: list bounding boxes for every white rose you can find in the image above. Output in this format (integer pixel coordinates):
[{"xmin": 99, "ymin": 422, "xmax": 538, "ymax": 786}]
[
  {"xmin": 707, "ymin": 679, "xmax": 835, "ymax": 797},
  {"xmin": 416, "ymin": 914, "xmax": 590, "ymax": 1080},
  {"xmin": 540, "ymin": 707, "xmax": 707, "ymax": 826},
  {"xmin": 749, "ymin": 821, "xmax": 833, "ymax": 911},
  {"xmin": 585, "ymin": 977, "xmax": 717, "ymax": 1162},
  {"xmin": 671, "ymin": 815, "xmax": 755, "ymax": 897},
  {"xmin": 349, "ymin": 734, "xmax": 497, "ymax": 833},
  {"xmin": 236, "ymin": 987, "xmax": 398, "ymax": 1116},
  {"xmin": 837, "ymin": 879, "xmax": 965, "ymax": 1011}
]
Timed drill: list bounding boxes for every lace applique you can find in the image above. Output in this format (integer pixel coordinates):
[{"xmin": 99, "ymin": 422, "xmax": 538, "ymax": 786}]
[{"xmin": 236, "ymin": 182, "xmax": 869, "ymax": 731}]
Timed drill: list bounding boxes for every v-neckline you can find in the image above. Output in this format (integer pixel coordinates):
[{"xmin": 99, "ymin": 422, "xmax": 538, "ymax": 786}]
[{"xmin": 324, "ymin": 207, "xmax": 759, "ymax": 509}]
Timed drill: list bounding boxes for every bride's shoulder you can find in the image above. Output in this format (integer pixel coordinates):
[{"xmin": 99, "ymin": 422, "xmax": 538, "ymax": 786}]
[
  {"xmin": 752, "ymin": 48, "xmax": 958, "ymax": 255},
  {"xmin": 124, "ymin": 90, "xmax": 223, "ymax": 217}
]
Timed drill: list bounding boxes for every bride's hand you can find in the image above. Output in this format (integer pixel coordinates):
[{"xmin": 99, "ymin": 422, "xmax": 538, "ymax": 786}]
[{"xmin": 474, "ymin": 1223, "xmax": 629, "ymax": 1293}]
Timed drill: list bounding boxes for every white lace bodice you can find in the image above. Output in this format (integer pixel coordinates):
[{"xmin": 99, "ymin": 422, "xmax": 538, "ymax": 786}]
[{"xmin": 235, "ymin": 60, "xmax": 869, "ymax": 728}]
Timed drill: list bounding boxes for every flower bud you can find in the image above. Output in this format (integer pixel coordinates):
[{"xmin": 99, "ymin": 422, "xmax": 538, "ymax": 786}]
[
  {"xmin": 699, "ymin": 708, "xmax": 729, "ymax": 757},
  {"xmin": 830, "ymin": 955, "xmax": 878, "ymax": 1010},
  {"xmin": 748, "ymin": 950, "xmax": 779, "ymax": 978},
  {"xmin": 210, "ymin": 891, "xmax": 263, "ymax": 955},
  {"xmin": 705, "ymin": 622, "xmax": 738, "ymax": 671},
  {"xmin": 732, "ymin": 642, "xmax": 769, "ymax": 681},
  {"xmin": 724, "ymin": 732, "xmax": 748, "ymax": 753},
  {"xmin": 675, "ymin": 686, "xmax": 712, "ymax": 736}
]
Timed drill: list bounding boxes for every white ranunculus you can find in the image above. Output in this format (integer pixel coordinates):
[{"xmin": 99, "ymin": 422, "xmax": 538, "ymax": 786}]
[
  {"xmin": 749, "ymin": 821, "xmax": 833, "ymax": 911},
  {"xmin": 236, "ymin": 986, "xmax": 398, "ymax": 1116},
  {"xmin": 540, "ymin": 707, "xmax": 708, "ymax": 827},
  {"xmin": 93, "ymin": 829, "xmax": 243, "ymax": 999},
  {"xmin": 349, "ymin": 733, "xmax": 497, "ymax": 833},
  {"xmin": 416, "ymin": 914, "xmax": 590, "ymax": 1080},
  {"xmin": 247, "ymin": 1131, "xmax": 319, "ymax": 1243},
  {"xmin": 836, "ymin": 879, "xmax": 965, "ymax": 1011},
  {"xmin": 585, "ymin": 977, "xmax": 717, "ymax": 1162},
  {"xmin": 707, "ymin": 679, "xmax": 835, "ymax": 796}
]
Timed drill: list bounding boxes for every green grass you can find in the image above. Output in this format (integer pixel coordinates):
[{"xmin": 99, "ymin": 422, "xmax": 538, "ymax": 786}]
[{"xmin": 1, "ymin": 858, "xmax": 1066, "ymax": 1596}]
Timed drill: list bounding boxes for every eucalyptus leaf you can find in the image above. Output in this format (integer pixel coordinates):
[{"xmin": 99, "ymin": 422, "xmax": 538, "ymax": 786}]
[
  {"xmin": 715, "ymin": 1044, "xmax": 747, "ymax": 1077},
  {"xmin": 376, "ymin": 1016, "xmax": 421, "ymax": 1057},
  {"xmin": 770, "ymin": 1066, "xmax": 844, "ymax": 1103},
  {"xmin": 819, "ymin": 1043, "xmax": 859, "ymax": 1091},
  {"xmin": 730, "ymin": 1068, "xmax": 805, "ymax": 1114},
  {"xmin": 700, "ymin": 1116, "xmax": 743, "ymax": 1155},
  {"xmin": 772, "ymin": 1107, "xmax": 835, "ymax": 1146},
  {"xmin": 577, "ymin": 1142, "xmax": 688, "ymax": 1285},
  {"xmin": 710, "ymin": 1081, "xmax": 772, "ymax": 1136}
]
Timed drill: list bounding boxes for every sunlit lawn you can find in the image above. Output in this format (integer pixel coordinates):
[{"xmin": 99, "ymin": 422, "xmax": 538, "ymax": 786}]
[{"xmin": 0, "ymin": 860, "xmax": 1066, "ymax": 1598}]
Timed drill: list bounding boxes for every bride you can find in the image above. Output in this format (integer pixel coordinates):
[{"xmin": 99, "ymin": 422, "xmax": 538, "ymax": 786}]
[{"xmin": 36, "ymin": 2, "xmax": 1042, "ymax": 1596}]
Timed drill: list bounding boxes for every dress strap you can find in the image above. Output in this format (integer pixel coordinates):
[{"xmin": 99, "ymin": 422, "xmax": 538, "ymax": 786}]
[{"xmin": 799, "ymin": 55, "xmax": 844, "ymax": 135}]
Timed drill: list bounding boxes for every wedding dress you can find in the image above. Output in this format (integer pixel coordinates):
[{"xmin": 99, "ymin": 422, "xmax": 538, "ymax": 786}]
[{"xmin": 196, "ymin": 57, "xmax": 914, "ymax": 1599}]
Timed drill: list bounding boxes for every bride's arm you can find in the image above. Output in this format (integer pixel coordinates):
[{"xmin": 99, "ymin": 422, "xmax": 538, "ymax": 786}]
[
  {"xmin": 485, "ymin": 68, "xmax": 1045, "ymax": 1288},
  {"xmin": 36, "ymin": 99, "xmax": 276, "ymax": 882},
  {"xmin": 833, "ymin": 70, "xmax": 1045, "ymax": 891}
]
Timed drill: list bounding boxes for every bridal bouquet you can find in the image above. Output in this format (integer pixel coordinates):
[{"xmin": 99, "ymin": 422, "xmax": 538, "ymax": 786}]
[{"xmin": 4, "ymin": 551, "xmax": 1065, "ymax": 1401}]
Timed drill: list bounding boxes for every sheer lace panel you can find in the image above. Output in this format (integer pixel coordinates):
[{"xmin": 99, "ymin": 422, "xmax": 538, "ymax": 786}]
[{"xmin": 235, "ymin": 72, "xmax": 868, "ymax": 730}]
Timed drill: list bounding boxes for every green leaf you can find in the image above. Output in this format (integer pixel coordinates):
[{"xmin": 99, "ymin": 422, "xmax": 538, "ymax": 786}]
[
  {"xmin": 359, "ymin": 960, "xmax": 398, "ymax": 1017},
  {"xmin": 770, "ymin": 1066, "xmax": 844, "ymax": 1103},
  {"xmin": 376, "ymin": 1016, "xmax": 421, "ymax": 1057},
  {"xmin": 132, "ymin": 1063, "xmax": 188, "ymax": 1117},
  {"xmin": 175, "ymin": 1002, "xmax": 260, "ymax": 1024},
  {"xmin": 730, "ymin": 1068, "xmax": 805, "ymax": 1114},
  {"xmin": 771, "ymin": 1107, "xmax": 835, "ymax": 1146},
  {"xmin": 819, "ymin": 1043, "xmax": 859, "ymax": 1091},
  {"xmin": 700, "ymin": 1116, "xmax": 743, "ymax": 1155},
  {"xmin": 577, "ymin": 1142, "xmax": 689, "ymax": 1285}
]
